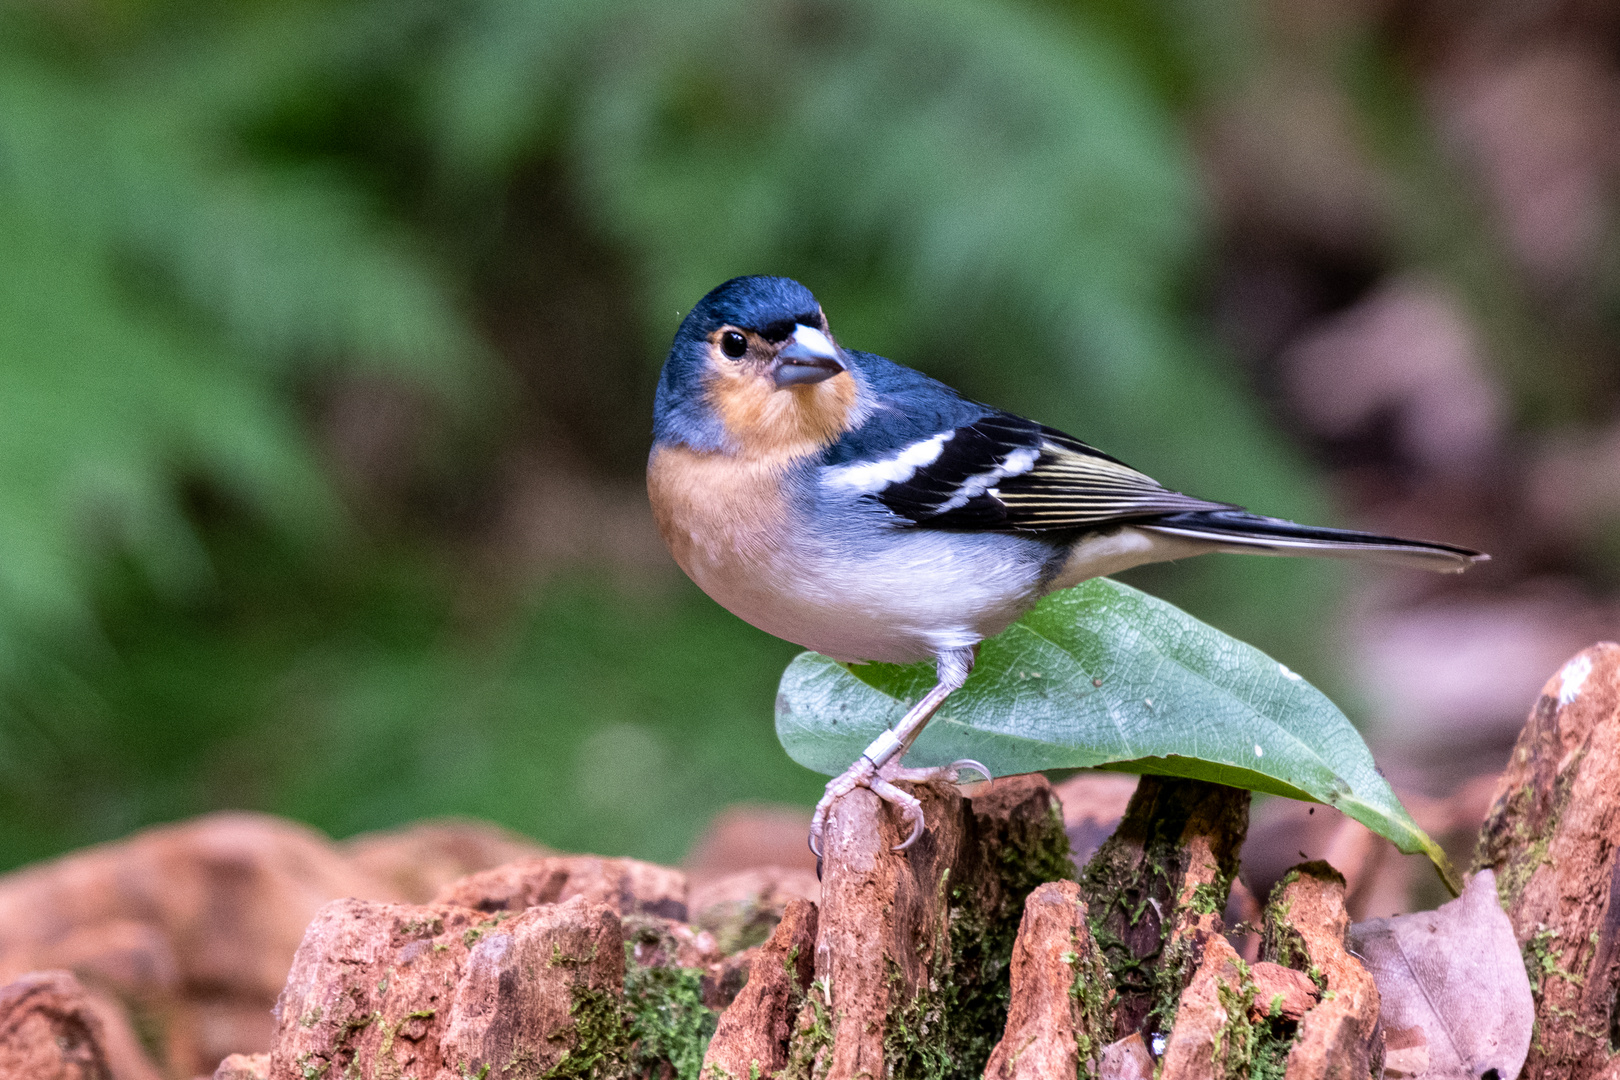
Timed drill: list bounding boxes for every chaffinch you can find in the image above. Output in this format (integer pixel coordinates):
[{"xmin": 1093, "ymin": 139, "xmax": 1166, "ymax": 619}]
[{"xmin": 647, "ymin": 275, "xmax": 1485, "ymax": 856}]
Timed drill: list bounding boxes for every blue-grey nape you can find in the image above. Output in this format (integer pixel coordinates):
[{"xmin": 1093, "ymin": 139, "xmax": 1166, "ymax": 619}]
[{"xmin": 819, "ymin": 350, "xmax": 988, "ymax": 467}]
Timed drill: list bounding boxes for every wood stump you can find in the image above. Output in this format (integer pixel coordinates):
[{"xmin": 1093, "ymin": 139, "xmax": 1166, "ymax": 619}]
[
  {"xmin": 0, "ymin": 970, "xmax": 163, "ymax": 1080},
  {"xmin": 1476, "ymin": 641, "xmax": 1620, "ymax": 1079},
  {"xmin": 1077, "ymin": 775, "xmax": 1250, "ymax": 1040},
  {"xmin": 794, "ymin": 774, "xmax": 1076, "ymax": 1080},
  {"xmin": 981, "ymin": 881, "xmax": 1111, "ymax": 1080}
]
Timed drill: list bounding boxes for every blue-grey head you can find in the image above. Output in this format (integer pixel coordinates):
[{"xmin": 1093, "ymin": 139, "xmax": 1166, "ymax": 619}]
[{"xmin": 654, "ymin": 276, "xmax": 852, "ymax": 455}]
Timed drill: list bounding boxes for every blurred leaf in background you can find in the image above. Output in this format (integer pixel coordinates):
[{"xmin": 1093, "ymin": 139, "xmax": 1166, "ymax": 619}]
[{"xmin": 12, "ymin": 0, "xmax": 1601, "ymax": 871}]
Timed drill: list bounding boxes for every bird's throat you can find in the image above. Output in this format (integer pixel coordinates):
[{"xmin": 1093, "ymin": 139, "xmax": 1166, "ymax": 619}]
[{"xmin": 704, "ymin": 368, "xmax": 856, "ymax": 462}]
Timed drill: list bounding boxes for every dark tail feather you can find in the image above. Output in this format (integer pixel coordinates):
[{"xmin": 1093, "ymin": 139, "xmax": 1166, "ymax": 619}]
[{"xmin": 1140, "ymin": 509, "xmax": 1486, "ymax": 573}]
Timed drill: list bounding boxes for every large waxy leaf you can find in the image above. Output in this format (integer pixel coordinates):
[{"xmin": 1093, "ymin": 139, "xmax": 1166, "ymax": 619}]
[{"xmin": 775, "ymin": 578, "xmax": 1457, "ymax": 888}]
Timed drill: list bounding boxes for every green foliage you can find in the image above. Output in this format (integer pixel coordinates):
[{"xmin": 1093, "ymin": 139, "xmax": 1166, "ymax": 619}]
[
  {"xmin": 0, "ymin": 521, "xmax": 818, "ymax": 867},
  {"xmin": 777, "ymin": 581, "xmax": 1456, "ymax": 885},
  {"xmin": 0, "ymin": 21, "xmax": 479, "ymax": 667}
]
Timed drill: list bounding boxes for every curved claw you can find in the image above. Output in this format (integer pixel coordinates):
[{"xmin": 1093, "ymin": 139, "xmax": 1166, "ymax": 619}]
[
  {"xmin": 949, "ymin": 758, "xmax": 993, "ymax": 786},
  {"xmin": 892, "ymin": 809, "xmax": 926, "ymax": 851},
  {"xmin": 872, "ymin": 776, "xmax": 926, "ymax": 851},
  {"xmin": 807, "ymin": 820, "xmax": 826, "ymax": 880}
]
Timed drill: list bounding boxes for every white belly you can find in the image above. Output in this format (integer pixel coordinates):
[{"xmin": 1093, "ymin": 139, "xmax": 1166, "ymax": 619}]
[
  {"xmin": 682, "ymin": 526, "xmax": 1048, "ymax": 664},
  {"xmin": 648, "ymin": 446, "xmax": 1212, "ymax": 665}
]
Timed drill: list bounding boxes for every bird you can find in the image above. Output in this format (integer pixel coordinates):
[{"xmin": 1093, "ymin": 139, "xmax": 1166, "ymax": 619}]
[{"xmin": 646, "ymin": 275, "xmax": 1486, "ymax": 858}]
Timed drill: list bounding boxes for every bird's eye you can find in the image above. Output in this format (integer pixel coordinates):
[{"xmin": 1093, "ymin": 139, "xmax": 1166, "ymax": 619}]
[{"xmin": 720, "ymin": 331, "xmax": 748, "ymax": 359}]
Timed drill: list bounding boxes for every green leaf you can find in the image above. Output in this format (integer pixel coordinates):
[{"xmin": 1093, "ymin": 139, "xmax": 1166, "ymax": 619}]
[{"xmin": 775, "ymin": 578, "xmax": 1458, "ymax": 891}]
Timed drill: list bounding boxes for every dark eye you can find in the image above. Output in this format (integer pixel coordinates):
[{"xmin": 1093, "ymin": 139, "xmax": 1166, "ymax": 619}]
[{"xmin": 720, "ymin": 331, "xmax": 748, "ymax": 358}]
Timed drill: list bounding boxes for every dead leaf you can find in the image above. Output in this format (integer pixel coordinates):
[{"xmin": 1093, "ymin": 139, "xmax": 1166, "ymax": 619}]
[
  {"xmin": 1097, "ymin": 1032, "xmax": 1153, "ymax": 1080},
  {"xmin": 1348, "ymin": 869, "xmax": 1533, "ymax": 1080}
]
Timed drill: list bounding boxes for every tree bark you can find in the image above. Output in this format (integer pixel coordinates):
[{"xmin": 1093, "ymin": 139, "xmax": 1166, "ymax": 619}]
[
  {"xmin": 1077, "ymin": 776, "xmax": 1250, "ymax": 1040},
  {"xmin": 982, "ymin": 880, "xmax": 1111, "ymax": 1079},
  {"xmin": 1475, "ymin": 641, "xmax": 1620, "ymax": 1079},
  {"xmin": 794, "ymin": 774, "xmax": 1074, "ymax": 1080},
  {"xmin": 1264, "ymin": 862, "xmax": 1382, "ymax": 1080}
]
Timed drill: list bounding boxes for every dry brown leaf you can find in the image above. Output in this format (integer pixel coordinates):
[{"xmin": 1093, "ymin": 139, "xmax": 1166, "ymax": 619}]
[{"xmin": 1348, "ymin": 870, "xmax": 1533, "ymax": 1080}]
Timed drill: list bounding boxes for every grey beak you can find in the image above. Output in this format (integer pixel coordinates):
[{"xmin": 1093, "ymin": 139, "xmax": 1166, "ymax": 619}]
[{"xmin": 773, "ymin": 325, "xmax": 845, "ymax": 388}]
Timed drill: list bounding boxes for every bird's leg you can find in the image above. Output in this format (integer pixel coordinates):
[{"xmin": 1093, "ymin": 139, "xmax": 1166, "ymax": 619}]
[{"xmin": 809, "ymin": 646, "xmax": 986, "ymax": 859}]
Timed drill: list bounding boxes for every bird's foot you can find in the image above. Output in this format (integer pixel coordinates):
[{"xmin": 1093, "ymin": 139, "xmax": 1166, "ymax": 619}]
[{"xmin": 808, "ymin": 758, "xmax": 993, "ymax": 862}]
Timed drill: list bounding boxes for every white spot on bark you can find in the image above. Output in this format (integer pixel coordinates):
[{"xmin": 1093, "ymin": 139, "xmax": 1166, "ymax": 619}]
[{"xmin": 1558, "ymin": 653, "xmax": 1592, "ymax": 706}]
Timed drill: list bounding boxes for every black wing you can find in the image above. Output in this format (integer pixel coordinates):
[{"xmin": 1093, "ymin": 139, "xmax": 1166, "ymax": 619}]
[{"xmin": 830, "ymin": 412, "xmax": 1233, "ymax": 532}]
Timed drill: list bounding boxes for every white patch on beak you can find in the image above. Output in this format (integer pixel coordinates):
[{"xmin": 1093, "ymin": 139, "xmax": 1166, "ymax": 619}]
[{"xmin": 791, "ymin": 324, "xmax": 839, "ymax": 361}]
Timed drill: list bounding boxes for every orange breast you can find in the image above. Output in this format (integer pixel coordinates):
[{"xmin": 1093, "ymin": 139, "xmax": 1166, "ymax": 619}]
[{"xmin": 647, "ymin": 445, "xmax": 794, "ymax": 575}]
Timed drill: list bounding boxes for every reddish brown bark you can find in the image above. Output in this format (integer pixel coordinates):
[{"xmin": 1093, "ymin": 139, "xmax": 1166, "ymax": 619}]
[
  {"xmin": 1157, "ymin": 934, "xmax": 1246, "ymax": 1080},
  {"xmin": 701, "ymin": 898, "xmax": 818, "ymax": 1079},
  {"xmin": 1475, "ymin": 641, "xmax": 1620, "ymax": 1079},
  {"xmin": 0, "ymin": 970, "xmax": 164, "ymax": 1080},
  {"xmin": 209, "ymin": 1052, "xmax": 269, "ymax": 1079},
  {"xmin": 803, "ymin": 774, "xmax": 1074, "ymax": 1080},
  {"xmin": 433, "ymin": 853, "xmax": 689, "ymax": 920},
  {"xmin": 1247, "ymin": 961, "xmax": 1318, "ymax": 1024},
  {"xmin": 268, "ymin": 895, "xmax": 623, "ymax": 1080},
  {"xmin": 982, "ymin": 880, "xmax": 1110, "ymax": 1080},
  {"xmin": 1263, "ymin": 862, "xmax": 1382, "ymax": 1080}
]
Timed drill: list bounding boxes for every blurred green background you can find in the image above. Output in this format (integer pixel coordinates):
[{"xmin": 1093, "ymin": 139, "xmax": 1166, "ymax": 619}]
[{"xmin": 2, "ymin": 0, "xmax": 1616, "ymax": 870}]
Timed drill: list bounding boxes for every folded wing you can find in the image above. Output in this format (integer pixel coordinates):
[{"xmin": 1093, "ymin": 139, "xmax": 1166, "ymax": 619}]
[{"xmin": 823, "ymin": 411, "xmax": 1484, "ymax": 572}]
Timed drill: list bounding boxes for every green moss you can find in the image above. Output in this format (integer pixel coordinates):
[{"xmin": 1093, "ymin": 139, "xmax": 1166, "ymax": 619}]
[
  {"xmin": 622, "ymin": 944, "xmax": 720, "ymax": 1080},
  {"xmin": 1085, "ymin": 874, "xmax": 1234, "ymax": 1037},
  {"xmin": 1078, "ymin": 798, "xmax": 1243, "ymax": 1041},
  {"xmin": 883, "ymin": 802, "xmax": 1078, "ymax": 1080},
  {"xmin": 1065, "ymin": 927, "xmax": 1113, "ymax": 1074},
  {"xmin": 1083, "ymin": 918, "xmax": 1154, "ymax": 1002},
  {"xmin": 1147, "ymin": 928, "xmax": 1196, "ymax": 1036},
  {"xmin": 999, "ymin": 802, "xmax": 1082, "ymax": 899},
  {"xmin": 1261, "ymin": 883, "xmax": 1310, "ymax": 976},
  {"xmin": 462, "ymin": 912, "xmax": 511, "ymax": 949},
  {"xmin": 1523, "ymin": 923, "xmax": 1587, "ymax": 999},
  {"xmin": 779, "ymin": 985, "xmax": 833, "ymax": 1080},
  {"xmin": 399, "ymin": 916, "xmax": 444, "ymax": 938},
  {"xmin": 541, "ymin": 983, "xmax": 630, "ymax": 1080},
  {"xmin": 1210, "ymin": 961, "xmax": 1297, "ymax": 1080},
  {"xmin": 884, "ymin": 957, "xmax": 956, "ymax": 1080},
  {"xmin": 1188, "ymin": 881, "xmax": 1228, "ymax": 916},
  {"xmin": 1478, "ymin": 750, "xmax": 1582, "ymax": 911},
  {"xmin": 375, "ymin": 1008, "xmax": 437, "ymax": 1080},
  {"xmin": 530, "ymin": 942, "xmax": 722, "ymax": 1080}
]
